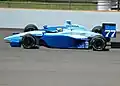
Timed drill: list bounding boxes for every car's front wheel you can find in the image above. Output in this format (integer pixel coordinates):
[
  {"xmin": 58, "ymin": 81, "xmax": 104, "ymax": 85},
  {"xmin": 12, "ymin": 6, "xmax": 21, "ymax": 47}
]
[
  {"xmin": 21, "ymin": 34, "xmax": 39, "ymax": 49},
  {"xmin": 90, "ymin": 36, "xmax": 107, "ymax": 51}
]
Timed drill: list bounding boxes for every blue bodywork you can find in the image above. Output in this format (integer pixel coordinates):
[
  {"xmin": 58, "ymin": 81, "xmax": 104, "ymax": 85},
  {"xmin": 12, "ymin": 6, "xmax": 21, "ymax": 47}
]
[{"xmin": 4, "ymin": 20, "xmax": 116, "ymax": 49}]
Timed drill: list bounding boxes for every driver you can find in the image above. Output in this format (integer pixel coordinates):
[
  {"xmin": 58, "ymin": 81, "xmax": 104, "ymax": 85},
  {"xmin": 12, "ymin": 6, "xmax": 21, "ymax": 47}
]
[{"xmin": 56, "ymin": 28, "xmax": 63, "ymax": 32}]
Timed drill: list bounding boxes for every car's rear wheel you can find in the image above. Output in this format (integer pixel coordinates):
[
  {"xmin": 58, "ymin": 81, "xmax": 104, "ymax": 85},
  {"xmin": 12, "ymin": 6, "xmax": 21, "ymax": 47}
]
[
  {"xmin": 92, "ymin": 26, "xmax": 110, "ymax": 42},
  {"xmin": 92, "ymin": 26, "xmax": 102, "ymax": 34},
  {"xmin": 24, "ymin": 24, "xmax": 38, "ymax": 32},
  {"xmin": 90, "ymin": 36, "xmax": 107, "ymax": 51},
  {"xmin": 21, "ymin": 34, "xmax": 39, "ymax": 49}
]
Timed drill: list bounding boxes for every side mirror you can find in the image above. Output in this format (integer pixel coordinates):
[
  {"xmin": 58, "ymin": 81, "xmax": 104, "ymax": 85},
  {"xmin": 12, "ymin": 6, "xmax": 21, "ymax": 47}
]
[
  {"xmin": 43, "ymin": 25, "xmax": 48, "ymax": 29},
  {"xmin": 65, "ymin": 20, "xmax": 72, "ymax": 26},
  {"xmin": 66, "ymin": 20, "xmax": 72, "ymax": 25}
]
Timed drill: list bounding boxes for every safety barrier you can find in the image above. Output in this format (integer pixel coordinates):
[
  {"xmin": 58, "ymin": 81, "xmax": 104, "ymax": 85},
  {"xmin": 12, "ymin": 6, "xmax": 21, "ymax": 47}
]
[{"xmin": 0, "ymin": 8, "xmax": 120, "ymax": 31}]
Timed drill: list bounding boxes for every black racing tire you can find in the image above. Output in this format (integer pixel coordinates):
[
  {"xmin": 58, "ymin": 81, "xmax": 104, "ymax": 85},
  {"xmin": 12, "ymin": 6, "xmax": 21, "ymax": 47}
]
[
  {"xmin": 90, "ymin": 35, "xmax": 107, "ymax": 51},
  {"xmin": 92, "ymin": 26, "xmax": 102, "ymax": 34},
  {"xmin": 24, "ymin": 24, "xmax": 38, "ymax": 32},
  {"xmin": 21, "ymin": 34, "xmax": 39, "ymax": 49}
]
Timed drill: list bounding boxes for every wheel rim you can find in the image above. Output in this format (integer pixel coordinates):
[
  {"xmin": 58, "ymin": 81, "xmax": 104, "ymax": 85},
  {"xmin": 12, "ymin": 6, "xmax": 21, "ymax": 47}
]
[
  {"xmin": 92, "ymin": 38, "xmax": 106, "ymax": 50},
  {"xmin": 22, "ymin": 36, "xmax": 35, "ymax": 48}
]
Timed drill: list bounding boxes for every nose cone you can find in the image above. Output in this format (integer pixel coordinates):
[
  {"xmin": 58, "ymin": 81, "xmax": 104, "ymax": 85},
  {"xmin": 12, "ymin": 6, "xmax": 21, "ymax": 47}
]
[
  {"xmin": 4, "ymin": 37, "xmax": 7, "ymax": 40},
  {"xmin": 4, "ymin": 37, "xmax": 10, "ymax": 43}
]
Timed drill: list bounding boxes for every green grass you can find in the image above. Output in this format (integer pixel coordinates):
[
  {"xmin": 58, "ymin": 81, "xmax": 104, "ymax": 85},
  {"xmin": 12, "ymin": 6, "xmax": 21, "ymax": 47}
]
[{"xmin": 0, "ymin": 1, "xmax": 97, "ymax": 10}]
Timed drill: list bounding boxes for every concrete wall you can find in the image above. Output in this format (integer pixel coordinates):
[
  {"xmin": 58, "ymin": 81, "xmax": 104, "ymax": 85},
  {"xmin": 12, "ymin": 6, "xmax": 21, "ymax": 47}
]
[{"xmin": 0, "ymin": 8, "xmax": 120, "ymax": 31}]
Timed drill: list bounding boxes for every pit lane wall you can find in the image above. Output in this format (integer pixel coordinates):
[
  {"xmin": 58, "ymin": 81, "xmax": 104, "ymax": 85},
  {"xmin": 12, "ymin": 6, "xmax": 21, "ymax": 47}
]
[{"xmin": 0, "ymin": 8, "xmax": 120, "ymax": 31}]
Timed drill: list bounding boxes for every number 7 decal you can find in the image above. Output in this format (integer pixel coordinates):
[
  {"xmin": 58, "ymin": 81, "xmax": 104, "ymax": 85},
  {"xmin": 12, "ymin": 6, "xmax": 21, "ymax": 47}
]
[
  {"xmin": 105, "ymin": 30, "xmax": 116, "ymax": 38},
  {"xmin": 105, "ymin": 30, "xmax": 110, "ymax": 37},
  {"xmin": 111, "ymin": 30, "xmax": 116, "ymax": 37}
]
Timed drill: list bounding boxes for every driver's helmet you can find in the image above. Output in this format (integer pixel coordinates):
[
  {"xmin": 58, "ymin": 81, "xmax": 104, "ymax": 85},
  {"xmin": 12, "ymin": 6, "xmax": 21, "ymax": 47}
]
[{"xmin": 56, "ymin": 28, "xmax": 63, "ymax": 32}]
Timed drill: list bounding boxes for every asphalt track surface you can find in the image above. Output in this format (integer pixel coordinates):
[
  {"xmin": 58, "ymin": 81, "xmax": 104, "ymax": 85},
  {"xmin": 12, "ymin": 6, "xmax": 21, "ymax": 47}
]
[{"xmin": 0, "ymin": 29, "xmax": 120, "ymax": 86}]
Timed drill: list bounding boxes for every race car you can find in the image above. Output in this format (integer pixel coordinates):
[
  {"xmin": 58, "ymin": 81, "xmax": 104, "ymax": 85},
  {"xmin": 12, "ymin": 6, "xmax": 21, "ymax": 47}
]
[{"xmin": 4, "ymin": 20, "xmax": 116, "ymax": 51}]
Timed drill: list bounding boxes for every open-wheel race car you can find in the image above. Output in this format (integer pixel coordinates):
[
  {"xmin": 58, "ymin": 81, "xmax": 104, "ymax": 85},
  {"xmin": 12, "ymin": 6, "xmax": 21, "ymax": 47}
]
[{"xmin": 4, "ymin": 20, "xmax": 117, "ymax": 51}]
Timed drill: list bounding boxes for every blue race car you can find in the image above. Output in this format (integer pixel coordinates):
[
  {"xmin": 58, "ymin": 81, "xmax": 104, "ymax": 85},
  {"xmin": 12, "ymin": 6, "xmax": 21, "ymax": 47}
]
[{"xmin": 4, "ymin": 20, "xmax": 116, "ymax": 51}]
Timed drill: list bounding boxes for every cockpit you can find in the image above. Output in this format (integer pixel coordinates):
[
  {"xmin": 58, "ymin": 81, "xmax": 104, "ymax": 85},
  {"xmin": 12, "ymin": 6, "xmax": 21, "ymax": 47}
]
[{"xmin": 43, "ymin": 25, "xmax": 64, "ymax": 33}]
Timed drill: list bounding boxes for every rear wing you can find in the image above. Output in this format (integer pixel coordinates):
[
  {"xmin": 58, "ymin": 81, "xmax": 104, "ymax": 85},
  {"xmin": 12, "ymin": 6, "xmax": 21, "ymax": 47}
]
[
  {"xmin": 102, "ymin": 23, "xmax": 116, "ymax": 38},
  {"xmin": 102, "ymin": 23, "xmax": 120, "ymax": 48}
]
